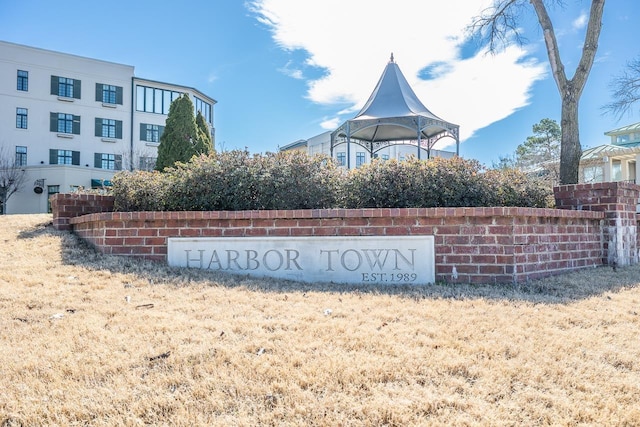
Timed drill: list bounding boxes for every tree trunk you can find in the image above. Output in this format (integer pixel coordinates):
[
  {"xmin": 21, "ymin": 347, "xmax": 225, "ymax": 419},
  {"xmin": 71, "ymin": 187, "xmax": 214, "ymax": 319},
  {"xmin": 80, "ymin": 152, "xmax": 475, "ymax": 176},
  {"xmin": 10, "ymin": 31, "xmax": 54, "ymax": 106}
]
[
  {"xmin": 1, "ymin": 191, "xmax": 6, "ymax": 215},
  {"xmin": 531, "ymin": 0, "xmax": 604, "ymax": 185},
  {"xmin": 559, "ymin": 93, "xmax": 581, "ymax": 185}
]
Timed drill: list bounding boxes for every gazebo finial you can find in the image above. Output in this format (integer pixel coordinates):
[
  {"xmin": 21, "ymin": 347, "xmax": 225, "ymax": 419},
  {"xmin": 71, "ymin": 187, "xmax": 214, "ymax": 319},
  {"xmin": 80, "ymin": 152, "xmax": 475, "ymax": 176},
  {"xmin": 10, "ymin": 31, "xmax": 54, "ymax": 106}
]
[{"xmin": 390, "ymin": 52, "xmax": 394, "ymax": 63}]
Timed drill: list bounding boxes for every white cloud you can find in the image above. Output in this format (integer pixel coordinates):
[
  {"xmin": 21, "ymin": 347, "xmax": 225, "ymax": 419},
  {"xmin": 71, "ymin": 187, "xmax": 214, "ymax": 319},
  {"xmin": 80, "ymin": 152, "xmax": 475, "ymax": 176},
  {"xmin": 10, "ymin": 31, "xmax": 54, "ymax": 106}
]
[
  {"xmin": 249, "ymin": 0, "xmax": 547, "ymax": 145},
  {"xmin": 572, "ymin": 12, "xmax": 588, "ymax": 31},
  {"xmin": 320, "ymin": 117, "xmax": 341, "ymax": 130},
  {"xmin": 278, "ymin": 60, "xmax": 304, "ymax": 79}
]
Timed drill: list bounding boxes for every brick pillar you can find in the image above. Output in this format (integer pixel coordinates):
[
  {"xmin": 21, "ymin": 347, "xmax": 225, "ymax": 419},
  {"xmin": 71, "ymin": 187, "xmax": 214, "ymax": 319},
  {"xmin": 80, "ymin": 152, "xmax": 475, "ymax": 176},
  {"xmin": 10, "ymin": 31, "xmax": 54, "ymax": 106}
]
[
  {"xmin": 555, "ymin": 182, "xmax": 639, "ymax": 266},
  {"xmin": 51, "ymin": 194, "xmax": 115, "ymax": 231}
]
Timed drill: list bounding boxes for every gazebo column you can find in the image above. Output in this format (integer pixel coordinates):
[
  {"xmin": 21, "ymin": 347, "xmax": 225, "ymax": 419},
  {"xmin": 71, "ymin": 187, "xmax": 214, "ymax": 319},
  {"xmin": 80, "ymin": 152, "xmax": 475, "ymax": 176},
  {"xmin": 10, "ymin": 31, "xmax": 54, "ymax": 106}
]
[
  {"xmin": 346, "ymin": 122, "xmax": 351, "ymax": 169},
  {"xmin": 417, "ymin": 118, "xmax": 422, "ymax": 160}
]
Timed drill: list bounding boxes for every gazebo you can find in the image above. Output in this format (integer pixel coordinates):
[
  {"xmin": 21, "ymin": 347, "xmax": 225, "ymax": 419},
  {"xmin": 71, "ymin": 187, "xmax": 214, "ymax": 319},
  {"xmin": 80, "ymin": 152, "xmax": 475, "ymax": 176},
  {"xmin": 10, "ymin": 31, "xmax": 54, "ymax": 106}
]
[{"xmin": 330, "ymin": 54, "xmax": 460, "ymax": 168}]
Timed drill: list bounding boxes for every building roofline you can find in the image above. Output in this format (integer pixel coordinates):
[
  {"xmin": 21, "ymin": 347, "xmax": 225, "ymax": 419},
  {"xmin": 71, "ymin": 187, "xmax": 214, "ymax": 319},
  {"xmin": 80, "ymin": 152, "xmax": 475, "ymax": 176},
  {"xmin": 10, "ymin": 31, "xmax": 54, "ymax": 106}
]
[
  {"xmin": 604, "ymin": 121, "xmax": 640, "ymax": 136},
  {"xmin": 0, "ymin": 39, "xmax": 135, "ymax": 71},
  {"xmin": 279, "ymin": 139, "xmax": 308, "ymax": 151},
  {"xmin": 1, "ymin": 40, "xmax": 216, "ymax": 104},
  {"xmin": 133, "ymin": 76, "xmax": 217, "ymax": 105}
]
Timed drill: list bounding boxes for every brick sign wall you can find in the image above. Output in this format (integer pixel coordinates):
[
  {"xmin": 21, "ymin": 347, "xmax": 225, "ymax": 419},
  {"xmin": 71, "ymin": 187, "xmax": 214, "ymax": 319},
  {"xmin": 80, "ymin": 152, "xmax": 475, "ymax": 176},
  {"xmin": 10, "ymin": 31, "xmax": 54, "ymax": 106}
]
[{"xmin": 50, "ymin": 182, "xmax": 639, "ymax": 285}]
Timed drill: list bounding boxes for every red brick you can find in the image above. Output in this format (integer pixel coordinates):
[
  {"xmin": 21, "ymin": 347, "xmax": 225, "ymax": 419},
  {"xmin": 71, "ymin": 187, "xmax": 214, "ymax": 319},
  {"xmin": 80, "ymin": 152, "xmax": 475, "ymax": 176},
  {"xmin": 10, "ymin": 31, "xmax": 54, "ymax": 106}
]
[
  {"xmin": 145, "ymin": 237, "xmax": 166, "ymax": 246},
  {"xmin": 289, "ymin": 227, "xmax": 313, "ymax": 236},
  {"xmin": 179, "ymin": 228, "xmax": 201, "ymax": 237},
  {"xmin": 267, "ymin": 228, "xmax": 291, "ymax": 236},
  {"xmin": 123, "ymin": 237, "xmax": 145, "ymax": 246},
  {"xmin": 312, "ymin": 227, "xmax": 337, "ymax": 236}
]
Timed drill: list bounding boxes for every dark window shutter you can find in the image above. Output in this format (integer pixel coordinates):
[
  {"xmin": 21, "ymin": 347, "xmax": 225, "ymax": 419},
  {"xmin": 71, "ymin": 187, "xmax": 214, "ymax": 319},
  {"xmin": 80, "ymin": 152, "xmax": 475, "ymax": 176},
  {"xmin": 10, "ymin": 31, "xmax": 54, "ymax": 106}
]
[
  {"xmin": 116, "ymin": 86, "xmax": 123, "ymax": 105},
  {"xmin": 115, "ymin": 120, "xmax": 123, "ymax": 139},
  {"xmin": 49, "ymin": 149, "xmax": 57, "ymax": 165},
  {"xmin": 140, "ymin": 123, "xmax": 147, "ymax": 141},
  {"xmin": 95, "ymin": 118, "xmax": 102, "ymax": 137},
  {"xmin": 96, "ymin": 83, "xmax": 103, "ymax": 102},
  {"xmin": 158, "ymin": 125, "xmax": 165, "ymax": 139},
  {"xmin": 72, "ymin": 151, "xmax": 80, "ymax": 166},
  {"xmin": 50, "ymin": 112, "xmax": 58, "ymax": 132},
  {"xmin": 74, "ymin": 79, "xmax": 81, "ymax": 99},
  {"xmin": 50, "ymin": 76, "xmax": 58, "ymax": 95},
  {"xmin": 94, "ymin": 153, "xmax": 102, "ymax": 168},
  {"xmin": 72, "ymin": 115, "xmax": 81, "ymax": 135},
  {"xmin": 115, "ymin": 155, "xmax": 123, "ymax": 170}
]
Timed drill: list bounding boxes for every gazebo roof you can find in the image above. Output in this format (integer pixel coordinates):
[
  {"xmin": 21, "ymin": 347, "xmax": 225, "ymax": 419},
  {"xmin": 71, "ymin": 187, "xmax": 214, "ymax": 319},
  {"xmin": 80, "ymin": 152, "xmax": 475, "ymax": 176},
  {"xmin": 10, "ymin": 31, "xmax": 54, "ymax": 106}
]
[
  {"xmin": 331, "ymin": 54, "xmax": 459, "ymax": 147},
  {"xmin": 353, "ymin": 53, "xmax": 444, "ymax": 123}
]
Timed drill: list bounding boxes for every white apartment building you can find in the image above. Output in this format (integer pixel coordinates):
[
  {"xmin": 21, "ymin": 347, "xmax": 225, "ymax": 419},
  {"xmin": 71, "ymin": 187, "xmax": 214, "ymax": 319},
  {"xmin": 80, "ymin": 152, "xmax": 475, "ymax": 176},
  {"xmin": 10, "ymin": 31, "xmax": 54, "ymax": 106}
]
[
  {"xmin": 0, "ymin": 41, "xmax": 216, "ymax": 214},
  {"xmin": 280, "ymin": 130, "xmax": 454, "ymax": 167}
]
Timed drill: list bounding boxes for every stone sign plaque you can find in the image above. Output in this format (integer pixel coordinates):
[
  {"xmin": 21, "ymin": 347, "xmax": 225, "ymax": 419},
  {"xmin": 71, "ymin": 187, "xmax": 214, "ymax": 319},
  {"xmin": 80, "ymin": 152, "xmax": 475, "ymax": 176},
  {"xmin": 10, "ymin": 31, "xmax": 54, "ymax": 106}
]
[{"xmin": 168, "ymin": 235, "xmax": 435, "ymax": 285}]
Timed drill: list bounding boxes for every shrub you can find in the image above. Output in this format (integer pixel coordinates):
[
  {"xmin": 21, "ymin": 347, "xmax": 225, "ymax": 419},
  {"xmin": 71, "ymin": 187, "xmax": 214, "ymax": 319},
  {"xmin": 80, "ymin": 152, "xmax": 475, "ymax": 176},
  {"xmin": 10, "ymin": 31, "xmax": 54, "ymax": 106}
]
[
  {"xmin": 112, "ymin": 153, "xmax": 553, "ymax": 211},
  {"xmin": 112, "ymin": 171, "xmax": 171, "ymax": 211},
  {"xmin": 113, "ymin": 151, "xmax": 343, "ymax": 212},
  {"xmin": 340, "ymin": 156, "xmax": 551, "ymax": 208}
]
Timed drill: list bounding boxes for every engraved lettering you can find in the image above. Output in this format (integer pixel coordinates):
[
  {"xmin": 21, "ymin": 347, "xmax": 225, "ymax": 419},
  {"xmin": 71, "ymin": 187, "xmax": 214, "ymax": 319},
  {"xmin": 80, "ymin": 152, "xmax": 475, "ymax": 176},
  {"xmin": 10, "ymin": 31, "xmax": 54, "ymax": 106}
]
[
  {"xmin": 207, "ymin": 250, "xmax": 222, "ymax": 270},
  {"xmin": 393, "ymin": 248, "xmax": 416, "ymax": 270},
  {"xmin": 185, "ymin": 249, "xmax": 205, "ymax": 268},
  {"xmin": 320, "ymin": 249, "xmax": 339, "ymax": 271},
  {"xmin": 246, "ymin": 250, "xmax": 259, "ymax": 270},
  {"xmin": 263, "ymin": 249, "xmax": 284, "ymax": 271},
  {"xmin": 226, "ymin": 250, "xmax": 242, "ymax": 270},
  {"xmin": 362, "ymin": 249, "xmax": 391, "ymax": 270},
  {"xmin": 285, "ymin": 249, "xmax": 302, "ymax": 270},
  {"xmin": 340, "ymin": 249, "xmax": 362, "ymax": 271}
]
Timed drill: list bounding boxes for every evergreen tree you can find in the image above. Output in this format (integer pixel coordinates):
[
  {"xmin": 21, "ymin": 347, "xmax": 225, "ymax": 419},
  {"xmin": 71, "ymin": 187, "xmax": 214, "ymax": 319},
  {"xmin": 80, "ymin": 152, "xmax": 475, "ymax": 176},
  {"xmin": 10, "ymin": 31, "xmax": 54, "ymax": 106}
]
[
  {"xmin": 194, "ymin": 110, "xmax": 214, "ymax": 155},
  {"xmin": 155, "ymin": 94, "xmax": 199, "ymax": 171}
]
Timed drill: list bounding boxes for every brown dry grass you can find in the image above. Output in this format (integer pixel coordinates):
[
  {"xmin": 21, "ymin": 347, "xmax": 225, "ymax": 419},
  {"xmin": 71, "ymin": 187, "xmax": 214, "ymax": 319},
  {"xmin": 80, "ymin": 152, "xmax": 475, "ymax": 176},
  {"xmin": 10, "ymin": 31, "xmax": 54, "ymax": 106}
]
[{"xmin": 1, "ymin": 214, "xmax": 640, "ymax": 426}]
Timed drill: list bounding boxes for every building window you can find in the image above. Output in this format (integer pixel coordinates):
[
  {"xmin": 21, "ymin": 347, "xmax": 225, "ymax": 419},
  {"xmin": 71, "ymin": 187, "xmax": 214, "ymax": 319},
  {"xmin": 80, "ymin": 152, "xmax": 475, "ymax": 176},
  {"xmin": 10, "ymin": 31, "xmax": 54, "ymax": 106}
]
[
  {"xmin": 140, "ymin": 123, "xmax": 164, "ymax": 142},
  {"xmin": 94, "ymin": 153, "xmax": 122, "ymax": 170},
  {"xmin": 50, "ymin": 113, "xmax": 80, "ymax": 135},
  {"xmin": 96, "ymin": 83, "xmax": 123, "ymax": 104},
  {"xmin": 49, "ymin": 149, "xmax": 80, "ymax": 166},
  {"xmin": 356, "ymin": 152, "xmax": 366, "ymax": 168},
  {"xmin": 612, "ymin": 160, "xmax": 622, "ymax": 181},
  {"xmin": 47, "ymin": 185, "xmax": 60, "ymax": 213},
  {"xmin": 57, "ymin": 113, "xmax": 73, "ymax": 133},
  {"xmin": 95, "ymin": 118, "xmax": 122, "ymax": 139},
  {"xmin": 16, "ymin": 108, "xmax": 28, "ymax": 129},
  {"xmin": 136, "ymin": 85, "xmax": 181, "ymax": 114},
  {"xmin": 51, "ymin": 75, "xmax": 81, "ymax": 99},
  {"xmin": 15, "ymin": 146, "xmax": 27, "ymax": 166},
  {"xmin": 583, "ymin": 166, "xmax": 604, "ymax": 183},
  {"xmin": 381, "ymin": 154, "xmax": 390, "ymax": 161},
  {"xmin": 194, "ymin": 96, "xmax": 213, "ymax": 124},
  {"xmin": 17, "ymin": 70, "xmax": 28, "ymax": 91},
  {"xmin": 103, "ymin": 119, "xmax": 116, "ymax": 138},
  {"xmin": 103, "ymin": 85, "xmax": 117, "ymax": 104},
  {"xmin": 336, "ymin": 152, "xmax": 346, "ymax": 166},
  {"xmin": 139, "ymin": 156, "xmax": 157, "ymax": 171}
]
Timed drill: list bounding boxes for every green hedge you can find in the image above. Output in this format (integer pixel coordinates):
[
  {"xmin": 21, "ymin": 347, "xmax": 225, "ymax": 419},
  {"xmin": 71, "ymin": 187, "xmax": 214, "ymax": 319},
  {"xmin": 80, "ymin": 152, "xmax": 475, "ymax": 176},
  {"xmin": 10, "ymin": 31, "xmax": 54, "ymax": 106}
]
[
  {"xmin": 343, "ymin": 157, "xmax": 552, "ymax": 208},
  {"xmin": 112, "ymin": 151, "xmax": 553, "ymax": 212},
  {"xmin": 113, "ymin": 150, "xmax": 343, "ymax": 212}
]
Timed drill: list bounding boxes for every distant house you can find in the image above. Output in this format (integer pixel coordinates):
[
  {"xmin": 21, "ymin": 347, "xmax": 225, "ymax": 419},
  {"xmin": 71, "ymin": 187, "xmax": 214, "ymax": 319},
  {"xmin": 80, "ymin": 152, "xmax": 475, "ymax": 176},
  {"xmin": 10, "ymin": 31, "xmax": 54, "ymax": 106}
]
[{"xmin": 580, "ymin": 122, "xmax": 640, "ymax": 184}]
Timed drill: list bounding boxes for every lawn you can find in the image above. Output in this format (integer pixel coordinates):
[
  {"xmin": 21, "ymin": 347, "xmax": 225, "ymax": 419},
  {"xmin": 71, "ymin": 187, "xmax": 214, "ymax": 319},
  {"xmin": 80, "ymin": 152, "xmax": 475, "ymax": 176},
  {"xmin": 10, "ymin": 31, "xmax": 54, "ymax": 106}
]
[{"xmin": 1, "ymin": 214, "xmax": 639, "ymax": 426}]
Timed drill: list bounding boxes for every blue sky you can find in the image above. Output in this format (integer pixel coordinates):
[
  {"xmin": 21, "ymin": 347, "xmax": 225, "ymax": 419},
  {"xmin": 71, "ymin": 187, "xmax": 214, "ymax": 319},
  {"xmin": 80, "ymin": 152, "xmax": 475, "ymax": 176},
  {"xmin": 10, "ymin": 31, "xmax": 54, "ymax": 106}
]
[{"xmin": 1, "ymin": 0, "xmax": 638, "ymax": 166}]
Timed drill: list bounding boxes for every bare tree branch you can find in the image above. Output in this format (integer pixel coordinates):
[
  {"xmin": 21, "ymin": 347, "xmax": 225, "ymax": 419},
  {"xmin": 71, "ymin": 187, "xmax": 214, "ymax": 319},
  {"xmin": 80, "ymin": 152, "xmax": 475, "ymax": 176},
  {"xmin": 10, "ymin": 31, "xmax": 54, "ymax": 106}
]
[
  {"xmin": 467, "ymin": 0, "xmax": 527, "ymax": 53},
  {"xmin": 603, "ymin": 56, "xmax": 640, "ymax": 119},
  {"xmin": 0, "ymin": 145, "xmax": 27, "ymax": 214},
  {"xmin": 468, "ymin": 0, "xmax": 606, "ymax": 185}
]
